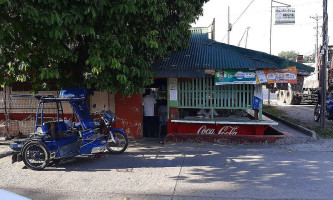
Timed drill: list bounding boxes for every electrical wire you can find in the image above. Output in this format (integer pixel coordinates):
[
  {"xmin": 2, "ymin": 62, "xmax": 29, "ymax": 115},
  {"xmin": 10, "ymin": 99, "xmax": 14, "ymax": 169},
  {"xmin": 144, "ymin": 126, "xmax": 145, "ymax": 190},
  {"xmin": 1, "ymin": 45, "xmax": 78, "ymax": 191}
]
[
  {"xmin": 232, "ymin": 0, "xmax": 255, "ymax": 27},
  {"xmin": 222, "ymin": 32, "xmax": 227, "ymax": 43}
]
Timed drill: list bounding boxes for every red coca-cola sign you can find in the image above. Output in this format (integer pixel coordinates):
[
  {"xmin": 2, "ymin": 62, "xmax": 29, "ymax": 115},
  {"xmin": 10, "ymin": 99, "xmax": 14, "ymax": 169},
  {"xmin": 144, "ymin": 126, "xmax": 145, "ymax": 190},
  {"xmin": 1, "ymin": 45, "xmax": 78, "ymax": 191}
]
[
  {"xmin": 197, "ymin": 125, "xmax": 215, "ymax": 134},
  {"xmin": 197, "ymin": 125, "xmax": 239, "ymax": 135},
  {"xmin": 217, "ymin": 126, "xmax": 239, "ymax": 135},
  {"xmin": 168, "ymin": 120, "xmax": 268, "ymax": 136}
]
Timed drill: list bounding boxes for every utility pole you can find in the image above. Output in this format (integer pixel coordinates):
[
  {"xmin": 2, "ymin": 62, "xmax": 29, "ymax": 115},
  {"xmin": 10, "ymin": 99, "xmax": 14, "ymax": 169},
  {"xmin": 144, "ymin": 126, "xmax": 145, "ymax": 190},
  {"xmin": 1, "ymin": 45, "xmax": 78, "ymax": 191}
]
[
  {"xmin": 310, "ymin": 14, "xmax": 322, "ymax": 64},
  {"xmin": 268, "ymin": 0, "xmax": 273, "ymax": 105},
  {"xmin": 211, "ymin": 18, "xmax": 215, "ymax": 40},
  {"xmin": 320, "ymin": 0, "xmax": 328, "ymax": 127},
  {"xmin": 270, "ymin": 0, "xmax": 273, "ymax": 55},
  {"xmin": 227, "ymin": 7, "xmax": 231, "ymax": 44},
  {"xmin": 227, "ymin": 1, "xmax": 254, "ymax": 45},
  {"xmin": 268, "ymin": 0, "xmax": 291, "ymax": 105},
  {"xmin": 270, "ymin": 0, "xmax": 291, "ymax": 54}
]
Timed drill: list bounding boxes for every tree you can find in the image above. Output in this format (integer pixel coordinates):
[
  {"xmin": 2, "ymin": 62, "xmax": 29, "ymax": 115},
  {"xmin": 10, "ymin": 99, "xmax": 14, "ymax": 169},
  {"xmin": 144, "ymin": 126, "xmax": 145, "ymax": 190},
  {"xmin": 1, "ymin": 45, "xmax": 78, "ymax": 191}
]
[
  {"xmin": 0, "ymin": 0, "xmax": 208, "ymax": 95},
  {"xmin": 278, "ymin": 51, "xmax": 299, "ymax": 62},
  {"xmin": 303, "ymin": 52, "xmax": 315, "ymax": 63}
]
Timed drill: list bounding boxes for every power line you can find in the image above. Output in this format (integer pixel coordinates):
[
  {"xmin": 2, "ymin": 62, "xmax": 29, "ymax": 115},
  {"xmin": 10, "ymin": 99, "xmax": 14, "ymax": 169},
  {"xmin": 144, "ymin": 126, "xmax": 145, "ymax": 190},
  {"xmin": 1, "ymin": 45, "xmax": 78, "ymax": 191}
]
[
  {"xmin": 232, "ymin": 0, "xmax": 255, "ymax": 27},
  {"xmin": 226, "ymin": 0, "xmax": 255, "ymax": 44}
]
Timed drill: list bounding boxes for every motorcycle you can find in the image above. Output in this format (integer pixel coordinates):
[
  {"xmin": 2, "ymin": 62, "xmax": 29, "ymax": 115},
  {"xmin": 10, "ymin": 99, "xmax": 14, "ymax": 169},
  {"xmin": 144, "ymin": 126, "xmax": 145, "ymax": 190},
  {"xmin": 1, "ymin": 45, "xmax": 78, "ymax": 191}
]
[
  {"xmin": 314, "ymin": 91, "xmax": 333, "ymax": 122},
  {"xmin": 10, "ymin": 88, "xmax": 128, "ymax": 170}
]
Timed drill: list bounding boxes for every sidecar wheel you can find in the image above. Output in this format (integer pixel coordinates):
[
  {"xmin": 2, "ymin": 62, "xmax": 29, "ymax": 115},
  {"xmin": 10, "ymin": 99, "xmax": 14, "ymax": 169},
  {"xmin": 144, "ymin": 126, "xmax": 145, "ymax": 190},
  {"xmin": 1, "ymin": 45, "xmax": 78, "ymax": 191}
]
[
  {"xmin": 22, "ymin": 141, "xmax": 50, "ymax": 170},
  {"xmin": 107, "ymin": 131, "xmax": 128, "ymax": 154}
]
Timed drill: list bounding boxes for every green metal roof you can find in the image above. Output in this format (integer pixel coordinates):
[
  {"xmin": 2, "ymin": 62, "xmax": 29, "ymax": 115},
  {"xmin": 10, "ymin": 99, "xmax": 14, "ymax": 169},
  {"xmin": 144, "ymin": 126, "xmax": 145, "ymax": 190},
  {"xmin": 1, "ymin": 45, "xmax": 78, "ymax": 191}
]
[{"xmin": 153, "ymin": 32, "xmax": 314, "ymax": 77}]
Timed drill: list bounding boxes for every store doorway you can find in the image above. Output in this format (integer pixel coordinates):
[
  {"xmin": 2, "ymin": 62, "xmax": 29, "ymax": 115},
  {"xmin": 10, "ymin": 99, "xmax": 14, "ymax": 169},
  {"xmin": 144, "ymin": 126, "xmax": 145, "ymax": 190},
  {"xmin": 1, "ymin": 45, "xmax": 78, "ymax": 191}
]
[{"xmin": 142, "ymin": 78, "xmax": 167, "ymax": 138}]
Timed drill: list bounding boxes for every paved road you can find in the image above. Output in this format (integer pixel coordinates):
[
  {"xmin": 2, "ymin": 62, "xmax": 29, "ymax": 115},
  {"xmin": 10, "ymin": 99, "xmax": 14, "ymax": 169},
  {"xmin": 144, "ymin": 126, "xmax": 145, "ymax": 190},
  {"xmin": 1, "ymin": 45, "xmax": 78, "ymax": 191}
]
[
  {"xmin": 1, "ymin": 139, "xmax": 333, "ymax": 200},
  {"xmin": 273, "ymin": 103, "xmax": 333, "ymax": 128},
  {"xmin": 262, "ymin": 87, "xmax": 333, "ymax": 127}
]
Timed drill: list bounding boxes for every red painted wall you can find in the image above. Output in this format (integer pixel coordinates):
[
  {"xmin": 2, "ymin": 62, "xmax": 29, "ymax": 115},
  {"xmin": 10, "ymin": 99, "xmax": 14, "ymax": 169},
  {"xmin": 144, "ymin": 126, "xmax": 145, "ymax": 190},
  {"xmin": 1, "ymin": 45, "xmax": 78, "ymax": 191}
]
[{"xmin": 115, "ymin": 94, "xmax": 143, "ymax": 138}]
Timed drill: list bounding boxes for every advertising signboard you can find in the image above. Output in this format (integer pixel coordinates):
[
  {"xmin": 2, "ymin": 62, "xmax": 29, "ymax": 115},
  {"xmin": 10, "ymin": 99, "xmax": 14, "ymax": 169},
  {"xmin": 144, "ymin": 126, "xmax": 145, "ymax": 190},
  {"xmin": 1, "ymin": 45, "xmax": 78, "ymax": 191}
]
[
  {"xmin": 275, "ymin": 7, "xmax": 295, "ymax": 24},
  {"xmin": 215, "ymin": 70, "xmax": 256, "ymax": 85},
  {"xmin": 257, "ymin": 66, "xmax": 297, "ymax": 84}
]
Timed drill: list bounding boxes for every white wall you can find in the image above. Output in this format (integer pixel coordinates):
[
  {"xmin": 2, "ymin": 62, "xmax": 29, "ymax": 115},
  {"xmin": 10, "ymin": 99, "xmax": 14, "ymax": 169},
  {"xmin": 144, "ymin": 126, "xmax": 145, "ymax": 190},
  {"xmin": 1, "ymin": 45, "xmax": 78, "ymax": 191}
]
[{"xmin": 89, "ymin": 91, "xmax": 115, "ymax": 112}]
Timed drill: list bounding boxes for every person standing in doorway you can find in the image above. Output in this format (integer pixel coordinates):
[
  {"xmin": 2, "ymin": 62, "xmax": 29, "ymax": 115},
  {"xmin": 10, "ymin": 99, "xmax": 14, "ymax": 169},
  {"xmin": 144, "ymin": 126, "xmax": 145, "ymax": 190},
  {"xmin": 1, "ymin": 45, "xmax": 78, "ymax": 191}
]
[{"xmin": 142, "ymin": 89, "xmax": 158, "ymax": 137}]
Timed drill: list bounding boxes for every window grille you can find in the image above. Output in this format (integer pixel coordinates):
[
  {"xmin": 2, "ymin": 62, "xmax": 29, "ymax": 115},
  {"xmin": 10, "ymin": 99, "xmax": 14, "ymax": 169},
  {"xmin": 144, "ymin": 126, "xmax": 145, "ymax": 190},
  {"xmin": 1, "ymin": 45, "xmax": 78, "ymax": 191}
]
[{"xmin": 177, "ymin": 76, "xmax": 254, "ymax": 109}]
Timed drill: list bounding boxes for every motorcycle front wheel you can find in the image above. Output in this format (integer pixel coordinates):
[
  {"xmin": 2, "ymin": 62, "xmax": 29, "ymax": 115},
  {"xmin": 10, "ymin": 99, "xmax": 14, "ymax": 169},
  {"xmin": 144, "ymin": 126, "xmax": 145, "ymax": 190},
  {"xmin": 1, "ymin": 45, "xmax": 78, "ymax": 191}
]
[
  {"xmin": 107, "ymin": 131, "xmax": 128, "ymax": 154},
  {"xmin": 22, "ymin": 141, "xmax": 50, "ymax": 170},
  {"xmin": 314, "ymin": 104, "xmax": 321, "ymax": 122}
]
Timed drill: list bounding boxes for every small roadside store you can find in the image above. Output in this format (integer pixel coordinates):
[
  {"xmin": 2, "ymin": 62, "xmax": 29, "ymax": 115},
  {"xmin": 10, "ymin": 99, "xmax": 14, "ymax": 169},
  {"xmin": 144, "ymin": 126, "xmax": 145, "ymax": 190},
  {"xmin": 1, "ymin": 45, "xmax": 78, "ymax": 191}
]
[
  {"xmin": 0, "ymin": 27, "xmax": 314, "ymax": 142},
  {"xmin": 150, "ymin": 27, "xmax": 314, "ymax": 142}
]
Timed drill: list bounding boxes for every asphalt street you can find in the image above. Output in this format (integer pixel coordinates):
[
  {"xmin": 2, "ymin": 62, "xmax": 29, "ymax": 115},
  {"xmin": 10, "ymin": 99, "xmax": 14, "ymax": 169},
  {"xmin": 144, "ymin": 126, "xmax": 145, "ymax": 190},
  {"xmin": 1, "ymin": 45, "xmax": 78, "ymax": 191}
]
[{"xmin": 1, "ymin": 139, "xmax": 333, "ymax": 200}]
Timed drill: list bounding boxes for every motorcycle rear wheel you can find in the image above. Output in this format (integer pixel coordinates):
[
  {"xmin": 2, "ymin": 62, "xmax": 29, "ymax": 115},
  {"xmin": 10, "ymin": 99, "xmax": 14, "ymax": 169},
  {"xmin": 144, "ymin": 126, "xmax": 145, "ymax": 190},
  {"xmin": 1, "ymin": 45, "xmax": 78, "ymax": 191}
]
[
  {"xmin": 107, "ymin": 131, "xmax": 128, "ymax": 154},
  {"xmin": 314, "ymin": 104, "xmax": 321, "ymax": 122},
  {"xmin": 22, "ymin": 141, "xmax": 50, "ymax": 170}
]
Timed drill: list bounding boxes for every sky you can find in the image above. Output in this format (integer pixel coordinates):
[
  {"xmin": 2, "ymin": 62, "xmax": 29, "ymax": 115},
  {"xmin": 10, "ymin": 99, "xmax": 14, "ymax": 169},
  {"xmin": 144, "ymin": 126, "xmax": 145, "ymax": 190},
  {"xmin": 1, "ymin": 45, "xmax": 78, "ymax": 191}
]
[{"xmin": 192, "ymin": 0, "xmax": 332, "ymax": 57}]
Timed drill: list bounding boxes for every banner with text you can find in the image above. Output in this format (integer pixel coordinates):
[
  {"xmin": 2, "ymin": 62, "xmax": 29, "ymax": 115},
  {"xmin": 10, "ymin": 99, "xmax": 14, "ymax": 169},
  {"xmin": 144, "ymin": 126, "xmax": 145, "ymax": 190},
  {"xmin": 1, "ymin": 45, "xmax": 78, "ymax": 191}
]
[
  {"xmin": 215, "ymin": 70, "xmax": 256, "ymax": 85},
  {"xmin": 257, "ymin": 66, "xmax": 297, "ymax": 84},
  {"xmin": 275, "ymin": 7, "xmax": 295, "ymax": 24}
]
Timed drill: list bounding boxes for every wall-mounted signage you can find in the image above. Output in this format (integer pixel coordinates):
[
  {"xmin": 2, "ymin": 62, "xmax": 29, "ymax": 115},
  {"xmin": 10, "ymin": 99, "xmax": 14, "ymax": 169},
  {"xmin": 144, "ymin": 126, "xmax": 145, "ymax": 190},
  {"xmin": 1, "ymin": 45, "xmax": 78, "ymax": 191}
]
[
  {"xmin": 257, "ymin": 67, "xmax": 297, "ymax": 84},
  {"xmin": 275, "ymin": 7, "xmax": 295, "ymax": 24},
  {"xmin": 215, "ymin": 70, "xmax": 256, "ymax": 85}
]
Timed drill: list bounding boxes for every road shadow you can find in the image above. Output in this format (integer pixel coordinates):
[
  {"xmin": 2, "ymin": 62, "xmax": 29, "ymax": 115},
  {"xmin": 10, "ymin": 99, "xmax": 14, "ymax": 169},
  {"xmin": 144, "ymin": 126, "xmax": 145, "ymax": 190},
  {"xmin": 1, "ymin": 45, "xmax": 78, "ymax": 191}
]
[{"xmin": 4, "ymin": 139, "xmax": 333, "ymax": 200}]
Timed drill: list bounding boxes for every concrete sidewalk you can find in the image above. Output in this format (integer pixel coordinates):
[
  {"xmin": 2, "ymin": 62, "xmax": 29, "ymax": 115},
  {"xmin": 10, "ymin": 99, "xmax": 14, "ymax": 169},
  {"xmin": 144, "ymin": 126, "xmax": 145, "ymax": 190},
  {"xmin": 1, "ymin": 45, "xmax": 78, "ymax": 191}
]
[
  {"xmin": 0, "ymin": 146, "xmax": 12, "ymax": 159},
  {"xmin": 0, "ymin": 118, "xmax": 316, "ymax": 160},
  {"xmin": 0, "ymin": 137, "xmax": 13, "ymax": 159}
]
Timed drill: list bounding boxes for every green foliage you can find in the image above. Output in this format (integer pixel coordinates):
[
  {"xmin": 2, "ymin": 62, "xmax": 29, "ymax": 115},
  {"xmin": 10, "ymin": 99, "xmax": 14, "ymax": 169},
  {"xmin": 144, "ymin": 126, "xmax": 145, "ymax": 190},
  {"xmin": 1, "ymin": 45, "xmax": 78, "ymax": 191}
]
[
  {"xmin": 278, "ymin": 50, "xmax": 299, "ymax": 62},
  {"xmin": 314, "ymin": 127, "xmax": 333, "ymax": 138},
  {"xmin": 0, "ymin": 0, "xmax": 208, "ymax": 95},
  {"xmin": 303, "ymin": 52, "xmax": 315, "ymax": 63},
  {"xmin": 263, "ymin": 105, "xmax": 286, "ymax": 117}
]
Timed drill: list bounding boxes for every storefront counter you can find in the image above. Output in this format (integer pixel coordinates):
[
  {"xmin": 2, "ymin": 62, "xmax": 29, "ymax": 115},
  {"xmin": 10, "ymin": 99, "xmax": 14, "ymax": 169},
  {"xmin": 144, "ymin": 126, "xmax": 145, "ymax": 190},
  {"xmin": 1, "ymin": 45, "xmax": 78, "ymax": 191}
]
[{"xmin": 166, "ymin": 118, "xmax": 282, "ymax": 143}]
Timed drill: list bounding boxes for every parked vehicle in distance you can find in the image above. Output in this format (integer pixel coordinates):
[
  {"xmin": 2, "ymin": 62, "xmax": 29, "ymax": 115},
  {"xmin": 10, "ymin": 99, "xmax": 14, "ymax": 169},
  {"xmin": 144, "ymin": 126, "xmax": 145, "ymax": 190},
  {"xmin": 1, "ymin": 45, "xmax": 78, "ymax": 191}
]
[
  {"xmin": 276, "ymin": 46, "xmax": 333, "ymax": 105},
  {"xmin": 9, "ymin": 88, "xmax": 128, "ymax": 170}
]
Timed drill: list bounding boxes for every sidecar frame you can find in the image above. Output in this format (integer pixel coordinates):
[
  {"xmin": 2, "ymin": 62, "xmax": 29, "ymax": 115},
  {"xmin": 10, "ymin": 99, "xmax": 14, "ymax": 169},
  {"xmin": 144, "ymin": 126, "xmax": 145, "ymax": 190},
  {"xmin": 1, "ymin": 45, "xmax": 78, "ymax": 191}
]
[{"xmin": 10, "ymin": 88, "xmax": 108, "ymax": 167}]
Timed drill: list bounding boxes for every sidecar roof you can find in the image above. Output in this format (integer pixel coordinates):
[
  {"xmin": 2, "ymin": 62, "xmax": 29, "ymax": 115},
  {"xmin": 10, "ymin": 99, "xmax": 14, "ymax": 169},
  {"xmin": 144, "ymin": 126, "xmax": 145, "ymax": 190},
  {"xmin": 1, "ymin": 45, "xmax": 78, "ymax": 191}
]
[
  {"xmin": 11, "ymin": 88, "xmax": 88, "ymax": 103},
  {"xmin": 59, "ymin": 88, "xmax": 88, "ymax": 98},
  {"xmin": 10, "ymin": 94, "xmax": 78, "ymax": 102}
]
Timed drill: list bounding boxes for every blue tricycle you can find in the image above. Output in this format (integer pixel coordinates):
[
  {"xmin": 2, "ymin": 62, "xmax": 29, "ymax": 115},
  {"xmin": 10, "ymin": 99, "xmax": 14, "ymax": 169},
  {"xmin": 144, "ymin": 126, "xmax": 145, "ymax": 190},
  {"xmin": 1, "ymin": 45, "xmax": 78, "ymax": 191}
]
[{"xmin": 10, "ymin": 88, "xmax": 128, "ymax": 170}]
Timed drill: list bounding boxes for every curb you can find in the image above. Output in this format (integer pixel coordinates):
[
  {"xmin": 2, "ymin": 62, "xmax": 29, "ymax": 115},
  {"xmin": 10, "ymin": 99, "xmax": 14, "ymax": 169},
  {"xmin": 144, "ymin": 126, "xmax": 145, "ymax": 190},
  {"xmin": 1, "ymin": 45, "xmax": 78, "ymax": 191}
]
[
  {"xmin": 263, "ymin": 111, "xmax": 317, "ymax": 139},
  {"xmin": 0, "ymin": 149, "xmax": 13, "ymax": 159},
  {"xmin": 0, "ymin": 137, "xmax": 13, "ymax": 145},
  {"xmin": 0, "ymin": 141, "xmax": 11, "ymax": 145}
]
